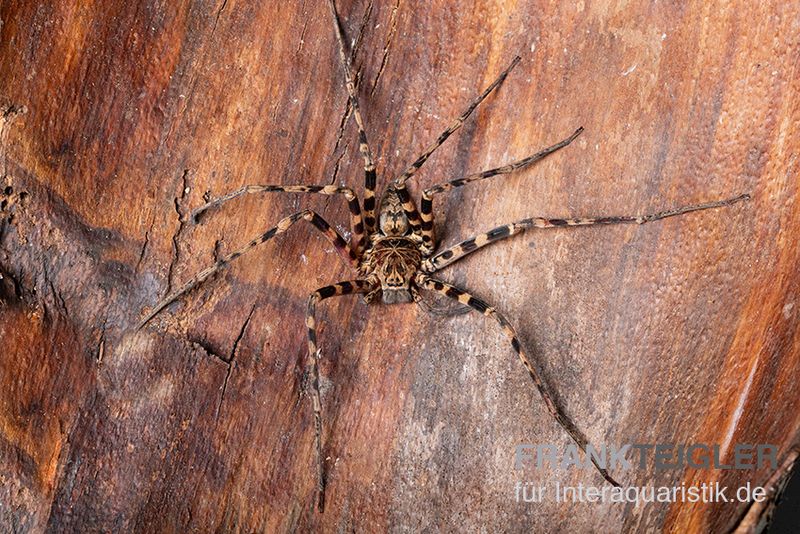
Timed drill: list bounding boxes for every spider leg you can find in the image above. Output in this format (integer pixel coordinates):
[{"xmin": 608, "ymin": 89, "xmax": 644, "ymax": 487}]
[
  {"xmin": 391, "ymin": 56, "xmax": 522, "ymax": 244},
  {"xmin": 423, "ymin": 193, "xmax": 750, "ymax": 272},
  {"xmin": 394, "ymin": 55, "xmax": 521, "ymax": 186},
  {"xmin": 306, "ymin": 279, "xmax": 374, "ymax": 512},
  {"xmin": 136, "ymin": 210, "xmax": 359, "ymax": 329},
  {"xmin": 328, "ymin": 0, "xmax": 379, "ymax": 234},
  {"xmin": 394, "ymin": 183, "xmax": 423, "ymax": 236},
  {"xmin": 419, "ymin": 127, "xmax": 584, "ymax": 252},
  {"xmin": 415, "ymin": 274, "xmax": 620, "ymax": 486},
  {"xmin": 190, "ymin": 184, "xmax": 367, "ymax": 255}
]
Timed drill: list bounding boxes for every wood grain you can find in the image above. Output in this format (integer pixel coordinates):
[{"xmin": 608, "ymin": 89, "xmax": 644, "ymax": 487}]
[{"xmin": 1, "ymin": 0, "xmax": 798, "ymax": 532}]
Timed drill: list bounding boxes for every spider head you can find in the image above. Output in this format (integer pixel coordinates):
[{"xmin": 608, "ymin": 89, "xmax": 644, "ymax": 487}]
[{"xmin": 378, "ymin": 185, "xmax": 410, "ymax": 236}]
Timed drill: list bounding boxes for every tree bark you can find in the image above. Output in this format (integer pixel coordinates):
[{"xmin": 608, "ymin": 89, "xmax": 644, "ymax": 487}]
[{"xmin": 1, "ymin": 1, "xmax": 798, "ymax": 532}]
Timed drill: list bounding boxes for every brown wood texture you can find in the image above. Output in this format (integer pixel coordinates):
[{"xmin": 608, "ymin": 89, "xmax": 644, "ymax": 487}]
[{"xmin": 1, "ymin": 1, "xmax": 799, "ymax": 532}]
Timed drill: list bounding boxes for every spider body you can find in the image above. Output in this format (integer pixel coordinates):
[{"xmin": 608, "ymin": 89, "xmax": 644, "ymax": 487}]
[
  {"xmin": 137, "ymin": 0, "xmax": 748, "ymax": 513},
  {"xmin": 360, "ymin": 186, "xmax": 423, "ymax": 304},
  {"xmin": 361, "ymin": 237, "xmax": 421, "ymax": 304}
]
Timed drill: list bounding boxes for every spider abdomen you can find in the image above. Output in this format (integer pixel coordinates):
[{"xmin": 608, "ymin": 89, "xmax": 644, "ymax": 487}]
[{"xmin": 363, "ymin": 236, "xmax": 422, "ymax": 304}]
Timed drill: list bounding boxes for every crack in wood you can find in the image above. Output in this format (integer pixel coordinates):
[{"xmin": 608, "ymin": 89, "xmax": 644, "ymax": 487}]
[
  {"xmin": 135, "ymin": 214, "xmax": 156, "ymax": 273},
  {"xmin": 295, "ymin": 0, "xmax": 309, "ymax": 56},
  {"xmin": 215, "ymin": 304, "xmax": 256, "ymax": 421},
  {"xmin": 370, "ymin": 0, "xmax": 401, "ymax": 97},
  {"xmin": 167, "ymin": 169, "xmax": 190, "ymax": 294},
  {"xmin": 211, "ymin": 0, "xmax": 228, "ymax": 36},
  {"xmin": 229, "ymin": 304, "xmax": 256, "ymax": 364},
  {"xmin": 95, "ymin": 320, "xmax": 108, "ymax": 364},
  {"xmin": 729, "ymin": 447, "xmax": 800, "ymax": 533},
  {"xmin": 351, "ymin": 0, "xmax": 373, "ymax": 65},
  {"xmin": 328, "ymin": 145, "xmax": 348, "ymax": 187}
]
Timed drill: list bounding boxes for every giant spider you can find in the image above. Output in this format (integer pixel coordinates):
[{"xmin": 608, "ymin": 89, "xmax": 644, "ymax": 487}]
[{"xmin": 138, "ymin": 0, "xmax": 748, "ymax": 512}]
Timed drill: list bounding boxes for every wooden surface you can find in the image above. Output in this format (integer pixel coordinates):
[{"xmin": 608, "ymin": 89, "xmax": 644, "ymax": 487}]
[{"xmin": 1, "ymin": 1, "xmax": 799, "ymax": 532}]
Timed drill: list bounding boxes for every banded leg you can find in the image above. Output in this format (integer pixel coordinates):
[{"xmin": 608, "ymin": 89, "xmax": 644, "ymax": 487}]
[
  {"xmin": 394, "ymin": 55, "xmax": 521, "ymax": 186},
  {"xmin": 306, "ymin": 279, "xmax": 374, "ymax": 512},
  {"xmin": 191, "ymin": 184, "xmax": 367, "ymax": 254},
  {"xmin": 392, "ymin": 183, "xmax": 423, "ymax": 236},
  {"xmin": 136, "ymin": 210, "xmax": 359, "ymax": 329},
  {"xmin": 328, "ymin": 0, "xmax": 379, "ymax": 233},
  {"xmin": 423, "ymin": 193, "xmax": 750, "ymax": 272},
  {"xmin": 415, "ymin": 274, "xmax": 619, "ymax": 486},
  {"xmin": 419, "ymin": 127, "xmax": 584, "ymax": 250}
]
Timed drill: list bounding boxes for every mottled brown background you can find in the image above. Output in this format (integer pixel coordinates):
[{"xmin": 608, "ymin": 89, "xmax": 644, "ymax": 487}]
[{"xmin": 1, "ymin": 0, "xmax": 798, "ymax": 532}]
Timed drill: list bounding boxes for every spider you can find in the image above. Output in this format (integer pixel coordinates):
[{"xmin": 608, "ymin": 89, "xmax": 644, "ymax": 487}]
[{"xmin": 137, "ymin": 0, "xmax": 748, "ymax": 512}]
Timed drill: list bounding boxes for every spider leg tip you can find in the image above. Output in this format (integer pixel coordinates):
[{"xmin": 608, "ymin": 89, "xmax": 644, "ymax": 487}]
[
  {"xmin": 722, "ymin": 192, "xmax": 751, "ymax": 207},
  {"xmin": 596, "ymin": 466, "xmax": 622, "ymax": 487}
]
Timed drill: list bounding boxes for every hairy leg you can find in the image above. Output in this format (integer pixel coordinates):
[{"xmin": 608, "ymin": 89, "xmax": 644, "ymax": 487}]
[
  {"xmin": 137, "ymin": 210, "xmax": 359, "ymax": 329},
  {"xmin": 423, "ymin": 193, "xmax": 750, "ymax": 272},
  {"xmin": 328, "ymin": 0, "xmax": 379, "ymax": 233},
  {"xmin": 394, "ymin": 56, "xmax": 521, "ymax": 186},
  {"xmin": 419, "ymin": 127, "xmax": 583, "ymax": 251},
  {"xmin": 389, "ymin": 55, "xmax": 523, "ymax": 249},
  {"xmin": 306, "ymin": 279, "xmax": 374, "ymax": 511},
  {"xmin": 191, "ymin": 184, "xmax": 367, "ymax": 254},
  {"xmin": 416, "ymin": 274, "xmax": 619, "ymax": 486}
]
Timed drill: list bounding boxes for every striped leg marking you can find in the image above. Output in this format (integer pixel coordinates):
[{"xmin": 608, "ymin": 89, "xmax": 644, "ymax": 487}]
[
  {"xmin": 136, "ymin": 210, "xmax": 359, "ymax": 329},
  {"xmin": 190, "ymin": 184, "xmax": 367, "ymax": 254},
  {"xmin": 394, "ymin": 55, "xmax": 521, "ymax": 186},
  {"xmin": 415, "ymin": 275, "xmax": 619, "ymax": 486},
  {"xmin": 393, "ymin": 181, "xmax": 423, "ymax": 237},
  {"xmin": 419, "ymin": 127, "xmax": 584, "ymax": 251},
  {"xmin": 306, "ymin": 279, "xmax": 373, "ymax": 512},
  {"xmin": 328, "ymin": 0, "xmax": 379, "ymax": 233},
  {"xmin": 423, "ymin": 193, "xmax": 751, "ymax": 272}
]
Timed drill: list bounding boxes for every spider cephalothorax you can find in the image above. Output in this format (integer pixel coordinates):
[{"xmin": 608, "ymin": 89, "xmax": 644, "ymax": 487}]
[{"xmin": 137, "ymin": 0, "xmax": 748, "ymax": 513}]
